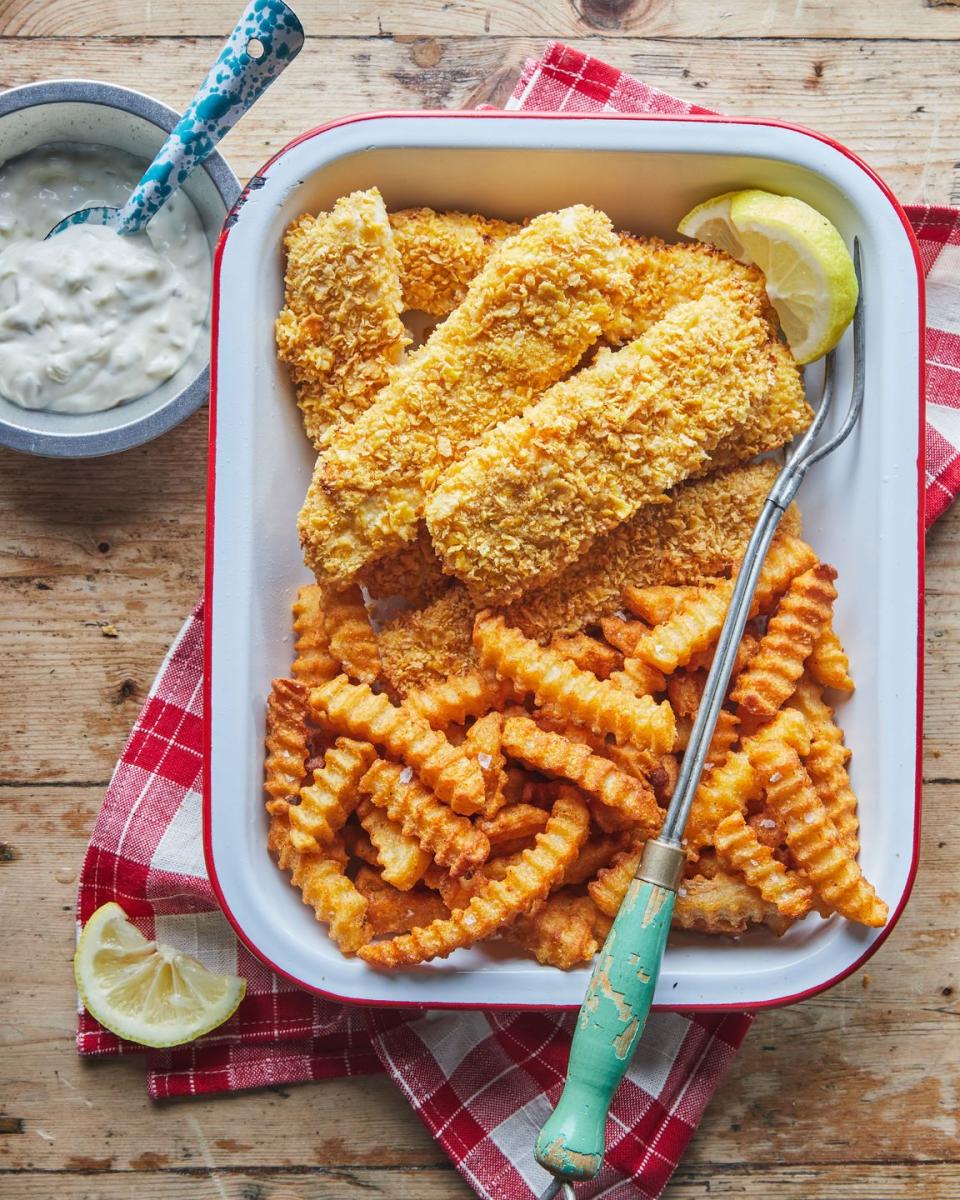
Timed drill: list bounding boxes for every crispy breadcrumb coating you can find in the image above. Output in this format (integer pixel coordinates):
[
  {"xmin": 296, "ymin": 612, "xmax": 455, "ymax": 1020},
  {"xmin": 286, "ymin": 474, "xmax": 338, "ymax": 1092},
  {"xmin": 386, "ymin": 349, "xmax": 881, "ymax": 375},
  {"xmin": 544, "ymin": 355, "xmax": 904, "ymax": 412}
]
[
  {"xmin": 389, "ymin": 208, "xmax": 520, "ymax": 316},
  {"xmin": 426, "ymin": 287, "xmax": 776, "ymax": 604},
  {"xmin": 275, "ymin": 188, "xmax": 408, "ymax": 448},
  {"xmin": 298, "ymin": 206, "xmax": 629, "ymax": 588},
  {"xmin": 610, "ymin": 234, "xmax": 777, "ymax": 342},
  {"xmin": 357, "ymin": 523, "xmax": 451, "ymax": 608},
  {"xmin": 378, "ymin": 463, "xmax": 801, "ymax": 694}
]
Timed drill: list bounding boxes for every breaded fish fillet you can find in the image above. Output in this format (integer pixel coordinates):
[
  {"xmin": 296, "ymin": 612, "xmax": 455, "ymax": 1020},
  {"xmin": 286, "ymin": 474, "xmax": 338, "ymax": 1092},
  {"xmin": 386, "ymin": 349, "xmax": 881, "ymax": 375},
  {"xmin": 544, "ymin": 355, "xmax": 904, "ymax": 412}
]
[
  {"xmin": 379, "ymin": 462, "xmax": 802, "ymax": 694},
  {"xmin": 389, "ymin": 208, "xmax": 520, "ymax": 316},
  {"xmin": 275, "ymin": 188, "xmax": 408, "ymax": 448},
  {"xmin": 357, "ymin": 523, "xmax": 451, "ymax": 608},
  {"xmin": 425, "ymin": 287, "xmax": 776, "ymax": 605},
  {"xmin": 298, "ymin": 205, "xmax": 629, "ymax": 588}
]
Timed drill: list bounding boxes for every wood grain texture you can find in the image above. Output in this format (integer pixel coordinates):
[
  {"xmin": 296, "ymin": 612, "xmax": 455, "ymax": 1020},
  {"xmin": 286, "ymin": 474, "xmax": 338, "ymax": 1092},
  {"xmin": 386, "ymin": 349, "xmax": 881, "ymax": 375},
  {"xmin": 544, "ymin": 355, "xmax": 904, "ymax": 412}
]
[
  {"xmin": 0, "ymin": 6, "xmax": 958, "ymax": 1197},
  {"xmin": 2, "ymin": 0, "xmax": 960, "ymax": 40}
]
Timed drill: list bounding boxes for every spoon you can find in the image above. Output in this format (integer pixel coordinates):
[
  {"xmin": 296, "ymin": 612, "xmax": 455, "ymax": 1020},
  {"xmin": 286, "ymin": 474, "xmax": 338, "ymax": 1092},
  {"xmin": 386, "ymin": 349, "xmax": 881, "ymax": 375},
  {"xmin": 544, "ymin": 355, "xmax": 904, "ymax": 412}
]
[{"xmin": 47, "ymin": 0, "xmax": 304, "ymax": 239}]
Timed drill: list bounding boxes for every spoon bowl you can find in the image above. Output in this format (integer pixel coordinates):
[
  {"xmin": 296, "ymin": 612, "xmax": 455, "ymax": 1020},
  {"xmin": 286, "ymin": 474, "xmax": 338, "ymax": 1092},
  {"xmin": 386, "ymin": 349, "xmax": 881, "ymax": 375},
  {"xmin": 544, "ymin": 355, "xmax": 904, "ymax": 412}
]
[{"xmin": 47, "ymin": 204, "xmax": 123, "ymax": 236}]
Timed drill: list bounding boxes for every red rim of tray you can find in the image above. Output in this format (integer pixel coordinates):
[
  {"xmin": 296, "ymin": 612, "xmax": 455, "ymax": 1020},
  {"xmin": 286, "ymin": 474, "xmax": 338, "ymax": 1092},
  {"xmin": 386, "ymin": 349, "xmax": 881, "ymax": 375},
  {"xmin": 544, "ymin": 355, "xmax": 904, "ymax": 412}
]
[{"xmin": 203, "ymin": 108, "xmax": 925, "ymax": 1013}]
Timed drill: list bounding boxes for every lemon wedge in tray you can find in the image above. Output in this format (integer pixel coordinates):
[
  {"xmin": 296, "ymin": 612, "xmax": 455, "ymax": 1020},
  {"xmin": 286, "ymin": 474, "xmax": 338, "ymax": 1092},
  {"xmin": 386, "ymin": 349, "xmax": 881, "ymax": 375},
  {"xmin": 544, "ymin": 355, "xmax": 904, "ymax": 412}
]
[
  {"xmin": 74, "ymin": 901, "xmax": 245, "ymax": 1048},
  {"xmin": 677, "ymin": 188, "xmax": 858, "ymax": 364}
]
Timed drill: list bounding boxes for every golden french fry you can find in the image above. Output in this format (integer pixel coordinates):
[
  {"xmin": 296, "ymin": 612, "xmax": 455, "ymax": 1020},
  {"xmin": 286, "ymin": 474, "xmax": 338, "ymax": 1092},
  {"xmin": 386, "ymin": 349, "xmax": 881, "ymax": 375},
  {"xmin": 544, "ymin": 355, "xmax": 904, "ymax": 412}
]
[
  {"xmin": 622, "ymin": 584, "xmax": 702, "ymax": 625},
  {"xmin": 648, "ymin": 753, "xmax": 680, "ymax": 806},
  {"xmin": 631, "ymin": 537, "xmax": 818, "ymax": 672},
  {"xmin": 600, "ymin": 615, "xmax": 648, "ymax": 657},
  {"xmin": 666, "ymin": 670, "xmax": 706, "ymax": 720},
  {"xmin": 311, "ymin": 676, "xmax": 486, "ymax": 814},
  {"xmin": 354, "ymin": 865, "xmax": 450, "ymax": 936},
  {"xmin": 477, "ymin": 802, "xmax": 551, "ymax": 847},
  {"xmin": 474, "ymin": 611, "xmax": 675, "ymax": 753},
  {"xmin": 808, "ymin": 620, "xmax": 854, "ymax": 693},
  {"xmin": 268, "ymin": 822, "xmax": 368, "ymax": 952},
  {"xmin": 264, "ymin": 678, "xmax": 310, "ymax": 812},
  {"xmin": 562, "ymin": 835, "xmax": 626, "ymax": 887},
  {"xmin": 713, "ymin": 810, "xmax": 812, "ymax": 918},
  {"xmin": 510, "ymin": 890, "xmax": 605, "ymax": 969},
  {"xmin": 288, "ymin": 738, "xmax": 377, "ymax": 852},
  {"xmin": 359, "ymin": 758, "xmax": 490, "ymax": 877},
  {"xmin": 616, "ymin": 659, "xmax": 668, "ymax": 696},
  {"xmin": 588, "ymin": 829, "xmax": 646, "ymax": 917},
  {"xmin": 550, "ymin": 632, "xmax": 622, "ymax": 679},
  {"xmin": 358, "ymin": 787, "xmax": 590, "ymax": 967},
  {"xmin": 405, "ymin": 669, "xmax": 512, "ymax": 729},
  {"xmin": 291, "ymin": 586, "xmax": 340, "ymax": 686},
  {"xmin": 502, "ymin": 715, "xmax": 662, "ymax": 832},
  {"xmin": 703, "ymin": 710, "xmax": 740, "ymax": 773},
  {"xmin": 748, "ymin": 809, "xmax": 785, "ymax": 848},
  {"xmin": 464, "ymin": 711, "xmax": 509, "ymax": 817},
  {"xmin": 356, "ymin": 797, "xmax": 431, "ymax": 891},
  {"xmin": 787, "ymin": 677, "xmax": 859, "ymax": 854},
  {"xmin": 343, "ymin": 822, "xmax": 379, "ymax": 867},
  {"xmin": 674, "ymin": 870, "xmax": 785, "ymax": 935},
  {"xmin": 686, "ymin": 630, "xmax": 760, "ymax": 675},
  {"xmin": 683, "ymin": 708, "xmax": 810, "ymax": 855},
  {"xmin": 731, "ymin": 564, "xmax": 837, "ymax": 719},
  {"xmin": 749, "ymin": 741, "xmax": 886, "ymax": 927},
  {"xmin": 325, "ymin": 585, "xmax": 381, "ymax": 685}
]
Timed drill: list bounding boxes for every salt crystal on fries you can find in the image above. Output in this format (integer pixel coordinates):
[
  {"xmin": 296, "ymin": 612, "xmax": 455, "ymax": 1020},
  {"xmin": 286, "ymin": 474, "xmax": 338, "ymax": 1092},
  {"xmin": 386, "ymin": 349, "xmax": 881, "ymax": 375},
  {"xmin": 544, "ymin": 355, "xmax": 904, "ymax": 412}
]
[{"xmin": 464, "ymin": 711, "xmax": 509, "ymax": 817}]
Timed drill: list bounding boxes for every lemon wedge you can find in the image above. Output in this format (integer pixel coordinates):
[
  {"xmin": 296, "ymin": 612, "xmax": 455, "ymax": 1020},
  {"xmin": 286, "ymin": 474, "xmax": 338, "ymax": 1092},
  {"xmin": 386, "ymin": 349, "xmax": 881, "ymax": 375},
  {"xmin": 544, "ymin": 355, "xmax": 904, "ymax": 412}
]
[
  {"xmin": 74, "ymin": 902, "xmax": 245, "ymax": 1048},
  {"xmin": 677, "ymin": 188, "xmax": 858, "ymax": 364}
]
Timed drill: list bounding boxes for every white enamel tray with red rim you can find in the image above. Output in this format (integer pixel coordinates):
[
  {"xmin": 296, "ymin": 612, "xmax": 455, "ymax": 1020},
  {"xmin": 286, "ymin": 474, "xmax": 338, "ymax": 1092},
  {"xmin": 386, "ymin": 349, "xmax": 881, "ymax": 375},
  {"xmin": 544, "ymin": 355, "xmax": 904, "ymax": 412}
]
[{"xmin": 205, "ymin": 111, "xmax": 923, "ymax": 1011}]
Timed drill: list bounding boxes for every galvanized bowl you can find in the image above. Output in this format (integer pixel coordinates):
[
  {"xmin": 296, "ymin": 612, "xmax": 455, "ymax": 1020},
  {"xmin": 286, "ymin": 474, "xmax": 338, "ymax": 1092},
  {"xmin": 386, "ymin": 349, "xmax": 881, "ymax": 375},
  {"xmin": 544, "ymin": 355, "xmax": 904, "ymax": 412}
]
[{"xmin": 0, "ymin": 79, "xmax": 240, "ymax": 458}]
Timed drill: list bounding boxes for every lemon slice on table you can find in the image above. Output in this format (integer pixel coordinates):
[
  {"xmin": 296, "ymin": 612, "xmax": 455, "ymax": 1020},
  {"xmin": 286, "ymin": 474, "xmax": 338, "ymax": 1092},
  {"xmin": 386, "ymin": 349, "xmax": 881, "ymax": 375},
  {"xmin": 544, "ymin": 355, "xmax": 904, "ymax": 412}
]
[
  {"xmin": 677, "ymin": 188, "xmax": 858, "ymax": 364},
  {"xmin": 74, "ymin": 902, "xmax": 245, "ymax": 1048}
]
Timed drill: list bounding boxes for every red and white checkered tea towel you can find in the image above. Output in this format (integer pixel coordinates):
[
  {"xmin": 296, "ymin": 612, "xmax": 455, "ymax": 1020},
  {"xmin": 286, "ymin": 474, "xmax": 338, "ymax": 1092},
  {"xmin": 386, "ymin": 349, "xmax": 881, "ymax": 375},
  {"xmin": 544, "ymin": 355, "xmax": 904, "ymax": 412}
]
[
  {"xmin": 76, "ymin": 43, "xmax": 954, "ymax": 1200},
  {"xmin": 510, "ymin": 42, "xmax": 960, "ymax": 528}
]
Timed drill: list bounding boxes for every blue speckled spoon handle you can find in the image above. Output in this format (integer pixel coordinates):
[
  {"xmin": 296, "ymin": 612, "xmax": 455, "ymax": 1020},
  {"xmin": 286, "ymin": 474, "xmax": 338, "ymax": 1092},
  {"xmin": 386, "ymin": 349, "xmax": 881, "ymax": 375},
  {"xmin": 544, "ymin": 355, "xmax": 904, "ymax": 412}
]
[
  {"xmin": 534, "ymin": 841, "xmax": 683, "ymax": 1184},
  {"xmin": 115, "ymin": 0, "xmax": 303, "ymax": 234}
]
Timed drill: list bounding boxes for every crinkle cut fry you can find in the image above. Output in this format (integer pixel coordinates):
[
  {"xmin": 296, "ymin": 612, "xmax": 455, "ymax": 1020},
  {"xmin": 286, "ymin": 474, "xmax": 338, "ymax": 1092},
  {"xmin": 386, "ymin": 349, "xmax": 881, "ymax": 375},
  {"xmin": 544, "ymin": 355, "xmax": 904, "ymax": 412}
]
[
  {"xmin": 750, "ymin": 741, "xmax": 887, "ymax": 926},
  {"xmin": 509, "ymin": 890, "xmax": 606, "ymax": 969},
  {"xmin": 425, "ymin": 287, "xmax": 773, "ymax": 605},
  {"xmin": 464, "ymin": 710, "xmax": 509, "ymax": 817},
  {"xmin": 477, "ymin": 802, "xmax": 550, "ymax": 847},
  {"xmin": 291, "ymin": 587, "xmax": 339, "ymax": 687},
  {"xmin": 324, "ymin": 585, "xmax": 381, "ymax": 685},
  {"xmin": 405, "ymin": 668, "xmax": 512, "ymax": 728},
  {"xmin": 808, "ymin": 620, "xmax": 855, "ymax": 693},
  {"xmin": 358, "ymin": 787, "xmax": 590, "ymax": 967},
  {"xmin": 502, "ymin": 715, "xmax": 662, "ymax": 832},
  {"xmin": 551, "ymin": 632, "xmax": 622, "ymax": 679},
  {"xmin": 674, "ymin": 870, "xmax": 785, "ymax": 935},
  {"xmin": 268, "ymin": 820, "xmax": 368, "ymax": 953},
  {"xmin": 311, "ymin": 676, "xmax": 485, "ymax": 815},
  {"xmin": 275, "ymin": 188, "xmax": 408, "ymax": 448},
  {"xmin": 264, "ymin": 678, "xmax": 310, "ymax": 812},
  {"xmin": 588, "ymin": 828, "xmax": 646, "ymax": 918},
  {"xmin": 730, "ymin": 563, "xmax": 838, "ymax": 719},
  {"xmin": 622, "ymin": 585, "xmax": 702, "ymax": 626},
  {"xmin": 298, "ymin": 205, "xmax": 628, "ymax": 588},
  {"xmin": 474, "ymin": 611, "xmax": 675, "ymax": 754},
  {"xmin": 632, "ymin": 536, "xmax": 819, "ymax": 673},
  {"xmin": 357, "ymin": 796, "xmax": 431, "ymax": 890},
  {"xmin": 388, "ymin": 208, "xmax": 520, "ymax": 316},
  {"xmin": 713, "ymin": 809, "xmax": 813, "ymax": 918},
  {"xmin": 359, "ymin": 757, "xmax": 490, "ymax": 877},
  {"xmin": 507, "ymin": 463, "xmax": 804, "ymax": 644},
  {"xmin": 355, "ymin": 866, "xmax": 450, "ymax": 936},
  {"xmin": 683, "ymin": 708, "xmax": 811, "ymax": 856},
  {"xmin": 787, "ymin": 674, "xmax": 859, "ymax": 854},
  {"xmin": 288, "ymin": 737, "xmax": 377, "ymax": 852}
]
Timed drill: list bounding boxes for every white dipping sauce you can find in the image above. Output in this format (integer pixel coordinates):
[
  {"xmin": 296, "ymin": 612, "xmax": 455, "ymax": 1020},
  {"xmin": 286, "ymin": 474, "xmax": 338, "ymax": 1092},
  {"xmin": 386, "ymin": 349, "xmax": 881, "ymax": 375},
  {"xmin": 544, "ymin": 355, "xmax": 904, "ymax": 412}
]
[{"xmin": 0, "ymin": 144, "xmax": 210, "ymax": 414}]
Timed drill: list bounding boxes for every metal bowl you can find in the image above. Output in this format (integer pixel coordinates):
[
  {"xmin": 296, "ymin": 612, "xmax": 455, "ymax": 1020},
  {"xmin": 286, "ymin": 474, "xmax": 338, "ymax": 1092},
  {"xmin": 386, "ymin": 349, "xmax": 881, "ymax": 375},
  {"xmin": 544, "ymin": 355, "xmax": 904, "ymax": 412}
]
[{"xmin": 0, "ymin": 79, "xmax": 240, "ymax": 457}]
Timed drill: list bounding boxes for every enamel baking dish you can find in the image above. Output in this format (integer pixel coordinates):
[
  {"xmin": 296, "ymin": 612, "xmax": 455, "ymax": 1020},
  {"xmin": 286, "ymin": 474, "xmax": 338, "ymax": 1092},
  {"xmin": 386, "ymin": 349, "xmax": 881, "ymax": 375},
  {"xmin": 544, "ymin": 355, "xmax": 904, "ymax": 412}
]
[{"xmin": 205, "ymin": 111, "xmax": 923, "ymax": 1010}]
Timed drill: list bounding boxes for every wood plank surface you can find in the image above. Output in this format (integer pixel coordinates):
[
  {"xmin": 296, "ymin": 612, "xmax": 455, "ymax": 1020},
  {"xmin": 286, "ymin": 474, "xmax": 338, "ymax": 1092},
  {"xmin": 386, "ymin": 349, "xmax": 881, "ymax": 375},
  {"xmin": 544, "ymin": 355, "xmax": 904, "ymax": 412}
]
[{"xmin": 1, "ymin": 5, "xmax": 958, "ymax": 1198}]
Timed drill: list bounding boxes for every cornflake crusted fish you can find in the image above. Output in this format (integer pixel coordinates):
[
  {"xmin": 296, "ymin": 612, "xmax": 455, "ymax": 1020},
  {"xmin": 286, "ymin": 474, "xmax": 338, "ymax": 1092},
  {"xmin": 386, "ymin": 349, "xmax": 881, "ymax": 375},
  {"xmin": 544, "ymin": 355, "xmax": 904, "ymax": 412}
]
[
  {"xmin": 298, "ymin": 205, "xmax": 629, "ymax": 588},
  {"xmin": 275, "ymin": 187, "xmax": 408, "ymax": 448},
  {"xmin": 426, "ymin": 286, "xmax": 776, "ymax": 604}
]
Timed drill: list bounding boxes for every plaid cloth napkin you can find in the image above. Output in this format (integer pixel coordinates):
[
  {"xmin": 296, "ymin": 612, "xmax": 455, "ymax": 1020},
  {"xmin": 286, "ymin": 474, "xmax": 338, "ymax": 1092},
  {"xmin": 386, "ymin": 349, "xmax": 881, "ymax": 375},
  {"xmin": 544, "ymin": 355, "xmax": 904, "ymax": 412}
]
[{"xmin": 77, "ymin": 42, "xmax": 954, "ymax": 1200}]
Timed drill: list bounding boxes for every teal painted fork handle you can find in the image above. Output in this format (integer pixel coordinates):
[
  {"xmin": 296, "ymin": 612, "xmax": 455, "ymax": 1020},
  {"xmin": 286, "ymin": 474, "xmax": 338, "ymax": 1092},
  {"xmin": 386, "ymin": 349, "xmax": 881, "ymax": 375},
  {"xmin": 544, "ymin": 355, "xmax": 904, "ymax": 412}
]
[
  {"xmin": 117, "ymin": 0, "xmax": 304, "ymax": 234},
  {"xmin": 535, "ymin": 875, "xmax": 677, "ymax": 1182}
]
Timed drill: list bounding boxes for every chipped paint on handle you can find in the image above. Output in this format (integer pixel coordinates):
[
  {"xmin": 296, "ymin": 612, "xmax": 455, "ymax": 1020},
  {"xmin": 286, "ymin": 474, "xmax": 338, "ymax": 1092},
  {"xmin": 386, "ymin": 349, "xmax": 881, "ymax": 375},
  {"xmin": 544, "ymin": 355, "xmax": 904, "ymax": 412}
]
[{"xmin": 534, "ymin": 877, "xmax": 676, "ymax": 1182}]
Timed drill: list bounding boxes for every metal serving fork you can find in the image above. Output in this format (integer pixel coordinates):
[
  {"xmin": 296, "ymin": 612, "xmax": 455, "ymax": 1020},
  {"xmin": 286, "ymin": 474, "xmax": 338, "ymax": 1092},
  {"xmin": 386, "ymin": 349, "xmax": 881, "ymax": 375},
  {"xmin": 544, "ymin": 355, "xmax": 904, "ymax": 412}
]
[{"xmin": 534, "ymin": 240, "xmax": 865, "ymax": 1197}]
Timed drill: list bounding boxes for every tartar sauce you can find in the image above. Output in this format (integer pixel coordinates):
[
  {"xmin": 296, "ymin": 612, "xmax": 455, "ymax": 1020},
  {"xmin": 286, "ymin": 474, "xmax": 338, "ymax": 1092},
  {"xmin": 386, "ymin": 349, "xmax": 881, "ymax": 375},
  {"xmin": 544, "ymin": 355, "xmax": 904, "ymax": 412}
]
[{"xmin": 0, "ymin": 144, "xmax": 211, "ymax": 414}]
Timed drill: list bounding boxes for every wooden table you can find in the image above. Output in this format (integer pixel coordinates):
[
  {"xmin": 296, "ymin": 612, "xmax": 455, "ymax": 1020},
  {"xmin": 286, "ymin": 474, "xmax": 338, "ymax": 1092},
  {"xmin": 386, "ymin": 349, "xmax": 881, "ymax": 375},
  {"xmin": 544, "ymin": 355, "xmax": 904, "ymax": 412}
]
[{"xmin": 2, "ymin": 3, "xmax": 959, "ymax": 1196}]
